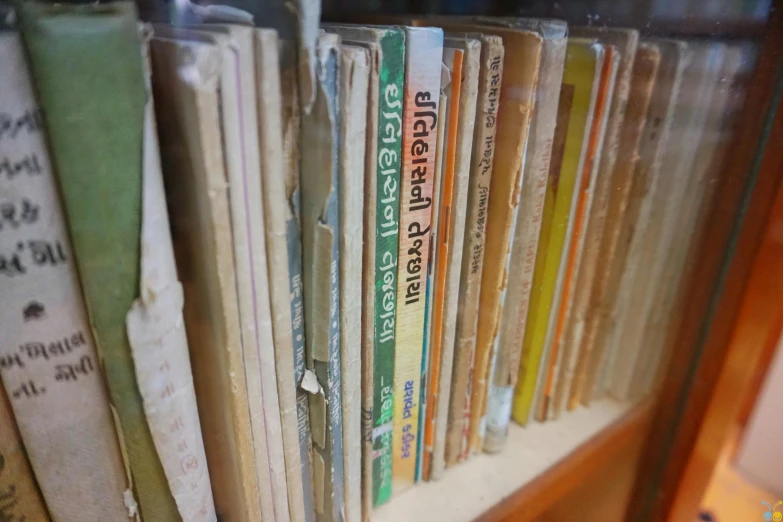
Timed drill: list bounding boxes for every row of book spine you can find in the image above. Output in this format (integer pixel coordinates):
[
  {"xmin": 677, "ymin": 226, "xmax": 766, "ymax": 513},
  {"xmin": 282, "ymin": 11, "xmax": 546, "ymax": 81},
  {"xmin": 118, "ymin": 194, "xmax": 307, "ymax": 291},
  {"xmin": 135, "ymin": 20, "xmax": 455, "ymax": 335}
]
[{"xmin": 0, "ymin": 3, "xmax": 750, "ymax": 522}]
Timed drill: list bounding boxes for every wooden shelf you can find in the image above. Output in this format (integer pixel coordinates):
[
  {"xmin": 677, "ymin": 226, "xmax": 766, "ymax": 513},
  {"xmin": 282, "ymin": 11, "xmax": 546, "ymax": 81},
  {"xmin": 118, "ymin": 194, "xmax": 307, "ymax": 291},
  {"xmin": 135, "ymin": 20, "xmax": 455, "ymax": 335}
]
[{"xmin": 373, "ymin": 399, "xmax": 653, "ymax": 522}]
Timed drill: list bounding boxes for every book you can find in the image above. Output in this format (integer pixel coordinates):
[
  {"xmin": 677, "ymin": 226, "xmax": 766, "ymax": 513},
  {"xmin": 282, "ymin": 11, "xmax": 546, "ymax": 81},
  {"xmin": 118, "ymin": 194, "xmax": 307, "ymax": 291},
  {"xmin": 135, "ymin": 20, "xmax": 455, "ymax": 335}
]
[
  {"xmin": 624, "ymin": 42, "xmax": 724, "ymax": 400},
  {"xmin": 478, "ymin": 18, "xmax": 566, "ymax": 453},
  {"xmin": 542, "ymin": 41, "xmax": 618, "ymax": 420},
  {"xmin": 322, "ymin": 24, "xmax": 405, "ymax": 511},
  {"xmin": 512, "ymin": 41, "xmax": 604, "ymax": 426},
  {"xmin": 18, "ymin": 3, "xmax": 178, "ymax": 519},
  {"xmin": 0, "ymin": 385, "xmax": 50, "ymax": 521},
  {"xmin": 564, "ymin": 28, "xmax": 640, "ymax": 410},
  {"xmin": 279, "ymin": 37, "xmax": 318, "ymax": 522},
  {"xmin": 445, "ymin": 33, "xmax": 504, "ymax": 465},
  {"xmin": 433, "ymin": 23, "xmax": 542, "ymax": 454},
  {"xmin": 300, "ymin": 33, "xmax": 344, "ymax": 522},
  {"xmin": 338, "ymin": 43, "xmax": 370, "ymax": 522},
  {"xmin": 607, "ymin": 40, "xmax": 694, "ymax": 401},
  {"xmin": 428, "ymin": 37, "xmax": 479, "ymax": 479},
  {"xmin": 255, "ymin": 30, "xmax": 311, "ymax": 522},
  {"xmin": 0, "ymin": 29, "xmax": 130, "ymax": 521},
  {"xmin": 150, "ymin": 35, "xmax": 262, "ymax": 521},
  {"xmin": 392, "ymin": 25, "xmax": 443, "ymax": 493},
  {"xmin": 574, "ymin": 43, "xmax": 661, "ymax": 405},
  {"xmin": 418, "ymin": 88, "xmax": 447, "ymax": 483}
]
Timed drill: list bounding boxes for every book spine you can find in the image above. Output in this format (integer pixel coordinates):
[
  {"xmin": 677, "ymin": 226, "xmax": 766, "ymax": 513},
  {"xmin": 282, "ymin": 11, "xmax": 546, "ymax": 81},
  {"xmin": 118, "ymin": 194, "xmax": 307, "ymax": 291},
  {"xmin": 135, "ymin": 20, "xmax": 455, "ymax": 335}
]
[
  {"xmin": 301, "ymin": 34, "xmax": 344, "ymax": 522},
  {"xmin": 258, "ymin": 33, "xmax": 312, "ymax": 522},
  {"xmin": 339, "ymin": 45, "xmax": 369, "ymax": 522},
  {"xmin": 446, "ymin": 38, "xmax": 503, "ymax": 465},
  {"xmin": 392, "ymin": 26, "xmax": 443, "ymax": 493},
  {"xmin": 18, "ymin": 3, "xmax": 178, "ymax": 518},
  {"xmin": 0, "ymin": 30, "xmax": 131, "ymax": 521},
  {"xmin": 371, "ymin": 30, "xmax": 405, "ymax": 508},
  {"xmin": 279, "ymin": 38, "xmax": 317, "ymax": 522},
  {"xmin": 483, "ymin": 33, "xmax": 565, "ymax": 453},
  {"xmin": 0, "ymin": 386, "xmax": 50, "ymax": 520}
]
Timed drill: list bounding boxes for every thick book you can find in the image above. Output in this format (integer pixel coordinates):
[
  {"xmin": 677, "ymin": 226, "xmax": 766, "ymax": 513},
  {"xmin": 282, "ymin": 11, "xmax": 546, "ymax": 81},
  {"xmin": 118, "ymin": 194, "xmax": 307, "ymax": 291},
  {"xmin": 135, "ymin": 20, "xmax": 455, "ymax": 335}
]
[
  {"xmin": 574, "ymin": 43, "xmax": 661, "ymax": 405},
  {"xmin": 150, "ymin": 36, "xmax": 262, "ymax": 521},
  {"xmin": 428, "ymin": 37, "xmax": 479, "ymax": 479},
  {"xmin": 256, "ymin": 30, "xmax": 312, "ymax": 522},
  {"xmin": 512, "ymin": 41, "xmax": 604, "ymax": 426},
  {"xmin": 565, "ymin": 28, "xmax": 639, "ymax": 411},
  {"xmin": 606, "ymin": 40, "xmax": 693, "ymax": 401},
  {"xmin": 543, "ymin": 42, "xmax": 619, "ymax": 420},
  {"xmin": 17, "ymin": 3, "xmax": 178, "ymax": 519},
  {"xmin": 478, "ymin": 19, "xmax": 566, "ymax": 453},
  {"xmin": 279, "ymin": 37, "xmax": 318, "ymax": 522},
  {"xmin": 322, "ymin": 24, "xmax": 405, "ymax": 511},
  {"xmin": 391, "ymin": 25, "xmax": 443, "ymax": 494},
  {"xmin": 0, "ymin": 29, "xmax": 131, "ymax": 521},
  {"xmin": 338, "ymin": 43, "xmax": 370, "ymax": 522},
  {"xmin": 445, "ymin": 33, "xmax": 504, "ymax": 466},
  {"xmin": 421, "ymin": 47, "xmax": 461, "ymax": 482},
  {"xmin": 300, "ymin": 33, "xmax": 345, "ymax": 522},
  {"xmin": 0, "ymin": 386, "xmax": 49, "ymax": 520}
]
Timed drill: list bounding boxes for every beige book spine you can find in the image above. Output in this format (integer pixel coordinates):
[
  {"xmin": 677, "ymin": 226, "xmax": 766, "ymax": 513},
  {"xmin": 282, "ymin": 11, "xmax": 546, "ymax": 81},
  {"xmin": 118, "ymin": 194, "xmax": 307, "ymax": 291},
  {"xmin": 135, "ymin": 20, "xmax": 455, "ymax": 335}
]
[
  {"xmin": 0, "ymin": 31, "xmax": 131, "ymax": 522},
  {"xmin": 150, "ymin": 37, "xmax": 262, "ymax": 522},
  {"xmin": 431, "ymin": 38, "xmax": 480, "ymax": 479},
  {"xmin": 0, "ymin": 386, "xmax": 49, "ymax": 520},
  {"xmin": 576, "ymin": 43, "xmax": 661, "ymax": 404},
  {"xmin": 445, "ymin": 35, "xmax": 504, "ymax": 466},
  {"xmin": 255, "ymin": 29, "xmax": 309, "ymax": 522},
  {"xmin": 339, "ymin": 44, "xmax": 369, "ymax": 522},
  {"xmin": 127, "ymin": 36, "xmax": 216, "ymax": 521},
  {"xmin": 564, "ymin": 29, "xmax": 639, "ymax": 411}
]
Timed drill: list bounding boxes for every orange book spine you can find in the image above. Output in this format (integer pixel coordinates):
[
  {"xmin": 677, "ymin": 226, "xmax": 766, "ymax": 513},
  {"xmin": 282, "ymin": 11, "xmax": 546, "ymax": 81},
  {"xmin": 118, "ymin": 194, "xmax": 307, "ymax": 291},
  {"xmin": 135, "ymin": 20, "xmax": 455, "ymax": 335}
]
[{"xmin": 423, "ymin": 51, "xmax": 463, "ymax": 480}]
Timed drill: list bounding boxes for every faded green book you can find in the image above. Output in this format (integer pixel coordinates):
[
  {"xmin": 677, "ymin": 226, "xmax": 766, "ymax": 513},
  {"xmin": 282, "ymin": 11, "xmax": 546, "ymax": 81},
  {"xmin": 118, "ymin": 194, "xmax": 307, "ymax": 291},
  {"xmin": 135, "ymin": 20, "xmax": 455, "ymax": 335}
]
[{"xmin": 17, "ymin": 3, "xmax": 177, "ymax": 520}]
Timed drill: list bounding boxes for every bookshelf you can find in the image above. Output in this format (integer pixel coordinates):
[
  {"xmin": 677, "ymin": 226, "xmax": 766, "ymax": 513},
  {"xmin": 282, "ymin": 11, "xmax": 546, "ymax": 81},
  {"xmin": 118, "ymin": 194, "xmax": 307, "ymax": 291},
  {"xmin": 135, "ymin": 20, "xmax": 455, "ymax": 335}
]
[{"xmin": 374, "ymin": 400, "xmax": 651, "ymax": 522}]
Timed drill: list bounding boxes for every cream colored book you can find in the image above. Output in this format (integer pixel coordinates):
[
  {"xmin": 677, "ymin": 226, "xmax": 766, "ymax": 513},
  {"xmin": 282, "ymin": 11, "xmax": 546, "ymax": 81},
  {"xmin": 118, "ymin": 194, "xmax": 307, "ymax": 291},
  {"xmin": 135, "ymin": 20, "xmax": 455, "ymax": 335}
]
[
  {"xmin": 255, "ymin": 29, "xmax": 310, "ymax": 522},
  {"xmin": 0, "ymin": 386, "xmax": 50, "ymax": 520},
  {"xmin": 562, "ymin": 28, "xmax": 639, "ymax": 411},
  {"xmin": 429, "ymin": 37, "xmax": 479, "ymax": 479},
  {"xmin": 0, "ymin": 30, "xmax": 130, "ymax": 522},
  {"xmin": 150, "ymin": 35, "xmax": 262, "ymax": 522},
  {"xmin": 338, "ymin": 43, "xmax": 370, "ymax": 522},
  {"xmin": 445, "ymin": 33, "xmax": 504, "ymax": 465},
  {"xmin": 605, "ymin": 40, "xmax": 691, "ymax": 400}
]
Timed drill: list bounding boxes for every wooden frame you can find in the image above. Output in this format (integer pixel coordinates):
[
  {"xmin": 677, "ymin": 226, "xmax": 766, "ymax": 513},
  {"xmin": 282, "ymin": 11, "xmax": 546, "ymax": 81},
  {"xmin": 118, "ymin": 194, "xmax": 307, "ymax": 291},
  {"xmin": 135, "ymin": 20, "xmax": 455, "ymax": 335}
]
[{"xmin": 627, "ymin": 2, "xmax": 783, "ymax": 519}]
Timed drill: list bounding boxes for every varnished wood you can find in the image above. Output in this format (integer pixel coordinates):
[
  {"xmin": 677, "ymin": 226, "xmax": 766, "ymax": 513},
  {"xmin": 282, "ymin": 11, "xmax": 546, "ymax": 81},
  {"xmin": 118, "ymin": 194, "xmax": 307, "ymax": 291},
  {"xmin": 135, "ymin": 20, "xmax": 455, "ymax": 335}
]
[
  {"xmin": 628, "ymin": 3, "xmax": 783, "ymax": 519},
  {"xmin": 475, "ymin": 402, "xmax": 653, "ymax": 522}
]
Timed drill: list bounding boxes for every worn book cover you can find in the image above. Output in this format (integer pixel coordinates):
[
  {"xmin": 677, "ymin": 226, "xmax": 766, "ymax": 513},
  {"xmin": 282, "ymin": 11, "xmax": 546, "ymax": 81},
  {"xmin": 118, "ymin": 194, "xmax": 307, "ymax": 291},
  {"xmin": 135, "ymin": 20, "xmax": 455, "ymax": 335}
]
[
  {"xmin": 565, "ymin": 28, "xmax": 639, "ymax": 410},
  {"xmin": 301, "ymin": 33, "xmax": 345, "ymax": 522},
  {"xmin": 574, "ymin": 43, "xmax": 661, "ymax": 405},
  {"xmin": 477, "ymin": 19, "xmax": 566, "ymax": 453},
  {"xmin": 543, "ymin": 42, "xmax": 618, "ymax": 420},
  {"xmin": 392, "ymin": 25, "xmax": 443, "ymax": 493},
  {"xmin": 622, "ymin": 42, "xmax": 722, "ymax": 400},
  {"xmin": 279, "ymin": 37, "xmax": 317, "ymax": 522},
  {"xmin": 429, "ymin": 37, "xmax": 479, "ymax": 479},
  {"xmin": 18, "ymin": 3, "xmax": 178, "ymax": 519},
  {"xmin": 512, "ymin": 41, "xmax": 603, "ymax": 426},
  {"xmin": 338, "ymin": 43, "xmax": 369, "ymax": 522},
  {"xmin": 0, "ymin": 386, "xmax": 49, "ymax": 520},
  {"xmin": 256, "ymin": 30, "xmax": 312, "ymax": 522},
  {"xmin": 446, "ymin": 33, "xmax": 504, "ymax": 465},
  {"xmin": 0, "ymin": 30, "xmax": 131, "ymax": 522},
  {"xmin": 606, "ymin": 40, "xmax": 692, "ymax": 401},
  {"xmin": 324, "ymin": 24, "xmax": 405, "ymax": 511},
  {"xmin": 150, "ymin": 36, "xmax": 261, "ymax": 521}
]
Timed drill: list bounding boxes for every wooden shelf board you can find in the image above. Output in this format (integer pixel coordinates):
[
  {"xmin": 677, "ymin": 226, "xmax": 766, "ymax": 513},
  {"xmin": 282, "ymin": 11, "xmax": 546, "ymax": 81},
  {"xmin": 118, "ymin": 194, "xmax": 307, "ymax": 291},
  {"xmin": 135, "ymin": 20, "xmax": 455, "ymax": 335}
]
[{"xmin": 373, "ymin": 399, "xmax": 651, "ymax": 522}]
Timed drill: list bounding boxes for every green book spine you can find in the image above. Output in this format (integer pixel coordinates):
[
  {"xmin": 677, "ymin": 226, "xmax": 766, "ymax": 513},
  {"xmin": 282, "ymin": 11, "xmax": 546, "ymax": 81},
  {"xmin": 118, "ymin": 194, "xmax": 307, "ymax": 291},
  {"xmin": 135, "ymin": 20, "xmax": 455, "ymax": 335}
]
[
  {"xmin": 17, "ymin": 3, "xmax": 177, "ymax": 520},
  {"xmin": 371, "ymin": 28, "xmax": 405, "ymax": 508}
]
